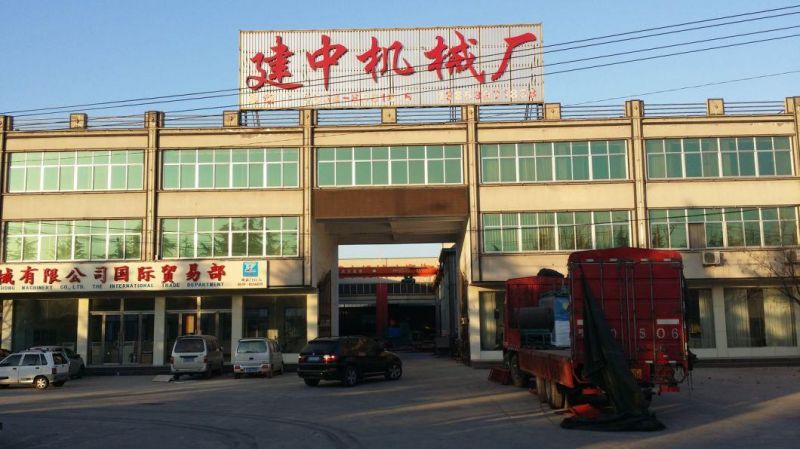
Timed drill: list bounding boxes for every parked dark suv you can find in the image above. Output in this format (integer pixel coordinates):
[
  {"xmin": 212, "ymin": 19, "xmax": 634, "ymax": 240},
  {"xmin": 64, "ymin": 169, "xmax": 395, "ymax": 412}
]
[{"xmin": 297, "ymin": 336, "xmax": 402, "ymax": 387}]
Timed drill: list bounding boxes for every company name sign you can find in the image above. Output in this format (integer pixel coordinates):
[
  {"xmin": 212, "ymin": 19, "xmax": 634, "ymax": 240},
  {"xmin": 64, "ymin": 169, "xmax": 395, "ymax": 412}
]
[
  {"xmin": 239, "ymin": 24, "xmax": 543, "ymax": 109},
  {"xmin": 0, "ymin": 260, "xmax": 267, "ymax": 293}
]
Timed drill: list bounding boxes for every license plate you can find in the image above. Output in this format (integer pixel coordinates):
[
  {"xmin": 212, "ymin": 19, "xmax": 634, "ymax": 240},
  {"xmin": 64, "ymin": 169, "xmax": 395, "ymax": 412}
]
[
  {"xmin": 181, "ymin": 356, "xmax": 195, "ymax": 361},
  {"xmin": 307, "ymin": 356, "xmax": 321, "ymax": 362},
  {"xmin": 245, "ymin": 367, "xmax": 258, "ymax": 373}
]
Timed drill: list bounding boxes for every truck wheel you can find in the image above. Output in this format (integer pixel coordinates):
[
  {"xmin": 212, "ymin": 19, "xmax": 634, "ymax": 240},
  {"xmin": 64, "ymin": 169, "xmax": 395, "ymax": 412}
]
[
  {"xmin": 304, "ymin": 378, "xmax": 320, "ymax": 386},
  {"xmin": 508, "ymin": 354, "xmax": 530, "ymax": 388},
  {"xmin": 535, "ymin": 377, "xmax": 548, "ymax": 403},
  {"xmin": 550, "ymin": 382, "xmax": 565, "ymax": 409}
]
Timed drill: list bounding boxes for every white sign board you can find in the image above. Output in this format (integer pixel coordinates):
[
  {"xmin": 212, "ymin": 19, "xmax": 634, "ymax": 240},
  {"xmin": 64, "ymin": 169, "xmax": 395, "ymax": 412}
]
[
  {"xmin": 0, "ymin": 260, "xmax": 267, "ymax": 293},
  {"xmin": 239, "ymin": 24, "xmax": 543, "ymax": 109}
]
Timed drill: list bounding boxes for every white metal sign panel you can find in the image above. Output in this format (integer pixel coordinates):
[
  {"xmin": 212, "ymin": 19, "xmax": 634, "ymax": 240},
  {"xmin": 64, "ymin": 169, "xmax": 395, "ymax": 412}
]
[
  {"xmin": 0, "ymin": 260, "xmax": 267, "ymax": 293},
  {"xmin": 239, "ymin": 24, "xmax": 543, "ymax": 109}
]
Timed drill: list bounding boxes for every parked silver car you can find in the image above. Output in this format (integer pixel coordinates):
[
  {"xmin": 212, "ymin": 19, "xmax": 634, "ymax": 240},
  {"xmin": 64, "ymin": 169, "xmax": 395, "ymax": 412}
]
[
  {"xmin": 233, "ymin": 338, "xmax": 283, "ymax": 378},
  {"xmin": 28, "ymin": 346, "xmax": 85, "ymax": 378},
  {"xmin": 0, "ymin": 351, "xmax": 70, "ymax": 389},
  {"xmin": 170, "ymin": 335, "xmax": 224, "ymax": 380}
]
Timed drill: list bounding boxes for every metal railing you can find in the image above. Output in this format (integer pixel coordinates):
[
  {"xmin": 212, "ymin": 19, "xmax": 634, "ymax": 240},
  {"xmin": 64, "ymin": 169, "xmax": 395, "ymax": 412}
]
[{"xmin": 6, "ymin": 100, "xmax": 792, "ymax": 131}]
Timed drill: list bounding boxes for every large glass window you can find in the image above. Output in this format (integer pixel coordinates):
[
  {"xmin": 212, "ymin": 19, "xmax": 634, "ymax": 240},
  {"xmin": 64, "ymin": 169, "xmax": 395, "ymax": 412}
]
[
  {"xmin": 12, "ymin": 299, "xmax": 78, "ymax": 352},
  {"xmin": 479, "ymin": 291, "xmax": 504, "ymax": 350},
  {"xmin": 243, "ymin": 296, "xmax": 307, "ymax": 353},
  {"xmin": 724, "ymin": 288, "xmax": 797, "ymax": 348},
  {"xmin": 161, "ymin": 216, "xmax": 299, "ymax": 258},
  {"xmin": 162, "ymin": 148, "xmax": 299, "ymax": 190},
  {"xmin": 649, "ymin": 207, "xmax": 798, "ymax": 249},
  {"xmin": 317, "ymin": 145, "xmax": 462, "ymax": 186},
  {"xmin": 646, "ymin": 136, "xmax": 792, "ymax": 179},
  {"xmin": 5, "ymin": 219, "xmax": 142, "ymax": 262},
  {"xmin": 686, "ymin": 289, "xmax": 716, "ymax": 349},
  {"xmin": 7, "ymin": 150, "xmax": 144, "ymax": 193},
  {"xmin": 483, "ymin": 211, "xmax": 630, "ymax": 253},
  {"xmin": 481, "ymin": 140, "xmax": 627, "ymax": 183}
]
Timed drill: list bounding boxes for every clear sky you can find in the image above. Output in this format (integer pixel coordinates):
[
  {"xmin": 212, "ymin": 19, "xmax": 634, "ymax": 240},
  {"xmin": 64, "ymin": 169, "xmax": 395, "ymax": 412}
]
[{"xmin": 2, "ymin": 1, "xmax": 798, "ymax": 259}]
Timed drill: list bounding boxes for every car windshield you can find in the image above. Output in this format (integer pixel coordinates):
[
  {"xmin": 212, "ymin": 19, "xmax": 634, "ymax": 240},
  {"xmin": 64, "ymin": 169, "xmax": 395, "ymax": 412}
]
[
  {"xmin": 237, "ymin": 340, "xmax": 267, "ymax": 353},
  {"xmin": 301, "ymin": 341, "xmax": 337, "ymax": 354},
  {"xmin": 174, "ymin": 338, "xmax": 205, "ymax": 353}
]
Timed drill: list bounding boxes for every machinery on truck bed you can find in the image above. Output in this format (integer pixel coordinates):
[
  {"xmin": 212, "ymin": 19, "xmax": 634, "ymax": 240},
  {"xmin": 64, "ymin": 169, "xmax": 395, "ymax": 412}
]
[{"xmin": 503, "ymin": 247, "xmax": 690, "ymax": 413}]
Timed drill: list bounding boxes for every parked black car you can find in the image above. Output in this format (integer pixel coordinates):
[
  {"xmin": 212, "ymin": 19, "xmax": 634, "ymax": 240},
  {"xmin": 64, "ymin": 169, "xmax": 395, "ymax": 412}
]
[{"xmin": 297, "ymin": 336, "xmax": 402, "ymax": 387}]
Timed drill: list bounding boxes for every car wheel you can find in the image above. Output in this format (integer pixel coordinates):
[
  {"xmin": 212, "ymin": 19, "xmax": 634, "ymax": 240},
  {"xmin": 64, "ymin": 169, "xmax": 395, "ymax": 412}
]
[
  {"xmin": 53, "ymin": 381, "xmax": 66, "ymax": 387},
  {"xmin": 33, "ymin": 376, "xmax": 49, "ymax": 390},
  {"xmin": 77, "ymin": 365, "xmax": 85, "ymax": 379},
  {"xmin": 385, "ymin": 362, "xmax": 402, "ymax": 381},
  {"xmin": 172, "ymin": 374, "xmax": 181, "ymax": 381},
  {"xmin": 304, "ymin": 378, "xmax": 320, "ymax": 387},
  {"xmin": 342, "ymin": 366, "xmax": 359, "ymax": 387}
]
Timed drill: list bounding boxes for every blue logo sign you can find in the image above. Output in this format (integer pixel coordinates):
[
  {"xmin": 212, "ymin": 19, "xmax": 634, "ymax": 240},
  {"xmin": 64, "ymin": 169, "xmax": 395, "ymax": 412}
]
[{"xmin": 242, "ymin": 262, "xmax": 259, "ymax": 278}]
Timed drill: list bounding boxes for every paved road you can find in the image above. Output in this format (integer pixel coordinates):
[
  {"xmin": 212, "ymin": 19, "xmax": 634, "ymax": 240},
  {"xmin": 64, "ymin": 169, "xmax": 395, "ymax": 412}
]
[{"xmin": 1, "ymin": 353, "xmax": 799, "ymax": 449}]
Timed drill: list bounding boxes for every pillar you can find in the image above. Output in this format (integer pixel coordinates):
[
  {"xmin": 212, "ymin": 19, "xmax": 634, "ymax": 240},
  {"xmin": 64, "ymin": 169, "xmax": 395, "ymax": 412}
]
[
  {"xmin": 467, "ymin": 285, "xmax": 481, "ymax": 364},
  {"xmin": 301, "ymin": 109, "xmax": 316, "ymax": 287},
  {"xmin": 381, "ymin": 107, "xmax": 397, "ymax": 124},
  {"xmin": 153, "ymin": 297, "xmax": 166, "ymax": 365},
  {"xmin": 143, "ymin": 111, "xmax": 163, "ymax": 261},
  {"xmin": 0, "ymin": 116, "xmax": 11, "ymax": 260},
  {"xmin": 625, "ymin": 100, "xmax": 647, "ymax": 248},
  {"xmin": 1, "ymin": 300, "xmax": 13, "ymax": 350},
  {"xmin": 786, "ymin": 97, "xmax": 800, "ymax": 174},
  {"xmin": 710, "ymin": 287, "xmax": 729, "ymax": 358},
  {"xmin": 70, "ymin": 113, "xmax": 88, "ymax": 129},
  {"xmin": 223, "ymin": 110, "xmax": 241, "ymax": 127},
  {"xmin": 706, "ymin": 98, "xmax": 725, "ymax": 116},
  {"xmin": 462, "ymin": 105, "xmax": 480, "ymax": 283},
  {"xmin": 76, "ymin": 299, "xmax": 89, "ymax": 363},
  {"xmin": 544, "ymin": 103, "xmax": 562, "ymax": 120},
  {"xmin": 306, "ymin": 292, "xmax": 319, "ymax": 343},
  {"xmin": 231, "ymin": 295, "xmax": 243, "ymax": 356}
]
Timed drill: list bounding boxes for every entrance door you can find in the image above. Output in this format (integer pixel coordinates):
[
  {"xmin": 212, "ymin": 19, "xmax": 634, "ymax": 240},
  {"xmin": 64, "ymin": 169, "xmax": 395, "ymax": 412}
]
[
  {"xmin": 90, "ymin": 313, "xmax": 154, "ymax": 365},
  {"xmin": 103, "ymin": 315, "xmax": 121, "ymax": 364}
]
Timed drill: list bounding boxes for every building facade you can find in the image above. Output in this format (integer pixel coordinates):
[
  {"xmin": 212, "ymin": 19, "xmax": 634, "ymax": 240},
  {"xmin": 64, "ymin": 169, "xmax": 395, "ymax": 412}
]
[{"xmin": 0, "ymin": 96, "xmax": 799, "ymax": 367}]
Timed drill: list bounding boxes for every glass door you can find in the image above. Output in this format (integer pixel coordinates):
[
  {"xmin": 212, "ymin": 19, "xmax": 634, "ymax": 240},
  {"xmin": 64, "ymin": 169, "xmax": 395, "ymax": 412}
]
[
  {"xmin": 140, "ymin": 314, "xmax": 154, "ymax": 365},
  {"xmin": 103, "ymin": 315, "xmax": 121, "ymax": 364}
]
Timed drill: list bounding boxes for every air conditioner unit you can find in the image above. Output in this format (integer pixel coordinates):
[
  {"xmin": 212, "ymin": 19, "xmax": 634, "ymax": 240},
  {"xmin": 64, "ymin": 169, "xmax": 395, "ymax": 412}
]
[{"xmin": 701, "ymin": 251, "xmax": 722, "ymax": 266}]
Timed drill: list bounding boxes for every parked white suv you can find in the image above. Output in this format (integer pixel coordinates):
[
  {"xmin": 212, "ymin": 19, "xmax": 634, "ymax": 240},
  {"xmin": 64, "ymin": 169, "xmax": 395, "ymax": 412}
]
[{"xmin": 0, "ymin": 351, "xmax": 70, "ymax": 389}]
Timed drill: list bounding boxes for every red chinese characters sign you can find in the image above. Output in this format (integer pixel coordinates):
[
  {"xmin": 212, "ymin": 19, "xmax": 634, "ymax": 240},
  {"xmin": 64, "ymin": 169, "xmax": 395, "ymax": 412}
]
[
  {"xmin": 0, "ymin": 260, "xmax": 267, "ymax": 293},
  {"xmin": 240, "ymin": 24, "xmax": 543, "ymax": 109}
]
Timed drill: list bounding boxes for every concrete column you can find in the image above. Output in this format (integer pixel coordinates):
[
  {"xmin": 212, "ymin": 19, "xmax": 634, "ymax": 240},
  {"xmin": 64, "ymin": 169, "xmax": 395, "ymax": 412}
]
[
  {"xmin": 381, "ymin": 108, "xmax": 397, "ymax": 124},
  {"xmin": 306, "ymin": 292, "xmax": 319, "ymax": 342},
  {"xmin": 223, "ymin": 110, "xmax": 241, "ymax": 127},
  {"xmin": 1, "ymin": 300, "xmax": 13, "ymax": 350},
  {"xmin": 625, "ymin": 100, "xmax": 647, "ymax": 248},
  {"xmin": 462, "ymin": 105, "xmax": 480, "ymax": 283},
  {"xmin": 544, "ymin": 103, "xmax": 562, "ymax": 120},
  {"xmin": 153, "ymin": 297, "xmax": 166, "ymax": 365},
  {"xmin": 467, "ymin": 285, "xmax": 481, "ymax": 364},
  {"xmin": 76, "ymin": 299, "xmax": 89, "ymax": 363},
  {"xmin": 711, "ymin": 286, "xmax": 729, "ymax": 358},
  {"xmin": 0, "ymin": 116, "xmax": 11, "ymax": 260},
  {"xmin": 301, "ymin": 109, "xmax": 316, "ymax": 286},
  {"xmin": 231, "ymin": 295, "xmax": 243, "ymax": 356},
  {"xmin": 706, "ymin": 98, "xmax": 725, "ymax": 116},
  {"xmin": 786, "ymin": 97, "xmax": 800, "ymax": 174},
  {"xmin": 70, "ymin": 113, "xmax": 88, "ymax": 129},
  {"xmin": 143, "ymin": 111, "xmax": 163, "ymax": 261}
]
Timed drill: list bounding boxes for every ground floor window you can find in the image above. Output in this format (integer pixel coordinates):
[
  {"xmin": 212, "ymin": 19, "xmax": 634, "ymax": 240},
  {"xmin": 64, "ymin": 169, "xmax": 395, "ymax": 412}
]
[
  {"xmin": 12, "ymin": 299, "xmax": 78, "ymax": 352},
  {"xmin": 686, "ymin": 289, "xmax": 716, "ymax": 348},
  {"xmin": 243, "ymin": 296, "xmax": 307, "ymax": 353},
  {"xmin": 724, "ymin": 288, "xmax": 797, "ymax": 348},
  {"xmin": 479, "ymin": 291, "xmax": 504, "ymax": 351}
]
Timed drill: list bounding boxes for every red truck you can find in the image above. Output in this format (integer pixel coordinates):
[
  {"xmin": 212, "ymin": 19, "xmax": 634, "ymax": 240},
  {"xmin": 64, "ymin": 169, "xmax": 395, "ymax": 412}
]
[{"xmin": 503, "ymin": 247, "xmax": 690, "ymax": 410}]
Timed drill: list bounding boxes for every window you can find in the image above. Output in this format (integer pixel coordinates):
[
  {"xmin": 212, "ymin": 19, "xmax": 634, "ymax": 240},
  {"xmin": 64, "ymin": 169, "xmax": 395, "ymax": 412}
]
[
  {"xmin": 243, "ymin": 296, "xmax": 307, "ymax": 353},
  {"xmin": 5, "ymin": 220, "xmax": 142, "ymax": 262},
  {"xmin": 12, "ymin": 299, "xmax": 78, "ymax": 352},
  {"xmin": 7, "ymin": 150, "xmax": 144, "ymax": 193},
  {"xmin": 161, "ymin": 216, "xmax": 299, "ymax": 258},
  {"xmin": 483, "ymin": 211, "xmax": 630, "ymax": 253},
  {"xmin": 724, "ymin": 288, "xmax": 797, "ymax": 348},
  {"xmin": 0, "ymin": 354, "xmax": 21, "ymax": 367},
  {"xmin": 686, "ymin": 289, "xmax": 715, "ymax": 348},
  {"xmin": 317, "ymin": 145, "xmax": 462, "ymax": 186},
  {"xmin": 649, "ymin": 207, "xmax": 798, "ymax": 249},
  {"xmin": 480, "ymin": 140, "xmax": 627, "ymax": 183},
  {"xmin": 480, "ymin": 291, "xmax": 504, "ymax": 350},
  {"xmin": 646, "ymin": 136, "xmax": 792, "ymax": 179},
  {"xmin": 162, "ymin": 148, "xmax": 299, "ymax": 190}
]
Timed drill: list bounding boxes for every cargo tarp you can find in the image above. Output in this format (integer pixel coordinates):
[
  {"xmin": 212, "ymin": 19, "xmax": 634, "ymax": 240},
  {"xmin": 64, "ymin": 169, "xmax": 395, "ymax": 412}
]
[{"xmin": 561, "ymin": 273, "xmax": 665, "ymax": 431}]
